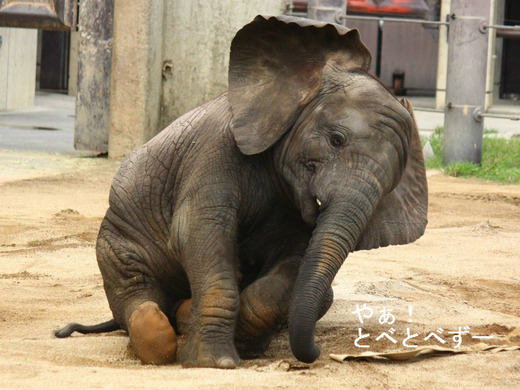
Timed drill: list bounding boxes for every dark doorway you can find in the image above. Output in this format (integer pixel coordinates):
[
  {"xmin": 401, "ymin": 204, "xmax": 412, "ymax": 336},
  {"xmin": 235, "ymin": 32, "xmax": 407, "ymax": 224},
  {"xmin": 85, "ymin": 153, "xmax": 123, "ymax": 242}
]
[
  {"xmin": 39, "ymin": 31, "xmax": 70, "ymax": 91},
  {"xmin": 500, "ymin": 0, "xmax": 520, "ymax": 99}
]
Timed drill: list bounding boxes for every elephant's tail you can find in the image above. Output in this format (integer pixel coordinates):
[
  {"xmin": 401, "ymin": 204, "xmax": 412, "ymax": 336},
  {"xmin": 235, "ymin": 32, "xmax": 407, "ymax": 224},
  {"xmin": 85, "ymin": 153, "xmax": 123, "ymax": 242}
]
[{"xmin": 54, "ymin": 319, "xmax": 121, "ymax": 338}]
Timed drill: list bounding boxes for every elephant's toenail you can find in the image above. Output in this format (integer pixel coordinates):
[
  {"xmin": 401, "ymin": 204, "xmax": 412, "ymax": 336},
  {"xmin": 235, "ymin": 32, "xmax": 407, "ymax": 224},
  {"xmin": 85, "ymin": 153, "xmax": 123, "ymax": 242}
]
[
  {"xmin": 218, "ymin": 358, "xmax": 237, "ymax": 369},
  {"xmin": 198, "ymin": 357, "xmax": 217, "ymax": 367}
]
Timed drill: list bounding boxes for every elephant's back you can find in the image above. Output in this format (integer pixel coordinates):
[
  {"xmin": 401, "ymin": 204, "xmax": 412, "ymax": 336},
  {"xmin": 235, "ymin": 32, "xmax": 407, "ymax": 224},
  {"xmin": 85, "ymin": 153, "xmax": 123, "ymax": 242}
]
[{"xmin": 104, "ymin": 94, "xmax": 233, "ymax": 248}]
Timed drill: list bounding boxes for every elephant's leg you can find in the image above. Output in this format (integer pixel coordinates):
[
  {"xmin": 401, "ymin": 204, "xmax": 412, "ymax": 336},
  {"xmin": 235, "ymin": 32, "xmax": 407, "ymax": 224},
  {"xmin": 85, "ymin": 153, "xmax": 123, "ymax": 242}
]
[
  {"xmin": 173, "ymin": 205, "xmax": 241, "ymax": 368},
  {"xmin": 97, "ymin": 236, "xmax": 177, "ymax": 365},
  {"xmin": 178, "ymin": 259, "xmax": 240, "ymax": 368},
  {"xmin": 233, "ymin": 257, "xmax": 298, "ymax": 358},
  {"xmin": 235, "ymin": 256, "xmax": 334, "ymax": 359},
  {"xmin": 169, "ymin": 260, "xmax": 334, "ymax": 360}
]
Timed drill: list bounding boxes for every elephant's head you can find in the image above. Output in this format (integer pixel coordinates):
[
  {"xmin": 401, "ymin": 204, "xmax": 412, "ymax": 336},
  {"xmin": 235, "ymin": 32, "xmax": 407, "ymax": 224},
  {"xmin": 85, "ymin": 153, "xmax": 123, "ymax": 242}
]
[{"xmin": 228, "ymin": 16, "xmax": 428, "ymax": 363}]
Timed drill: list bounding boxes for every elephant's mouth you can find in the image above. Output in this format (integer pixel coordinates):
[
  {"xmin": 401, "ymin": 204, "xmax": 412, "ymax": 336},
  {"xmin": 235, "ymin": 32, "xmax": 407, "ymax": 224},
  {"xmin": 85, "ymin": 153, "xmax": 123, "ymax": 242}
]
[
  {"xmin": 295, "ymin": 158, "xmax": 325, "ymax": 225},
  {"xmin": 300, "ymin": 194, "xmax": 322, "ymax": 225}
]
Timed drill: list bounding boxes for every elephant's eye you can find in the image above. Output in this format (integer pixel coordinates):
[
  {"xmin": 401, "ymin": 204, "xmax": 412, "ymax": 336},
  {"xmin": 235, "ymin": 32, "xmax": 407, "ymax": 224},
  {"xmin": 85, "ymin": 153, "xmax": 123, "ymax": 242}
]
[{"xmin": 330, "ymin": 134, "xmax": 344, "ymax": 148}]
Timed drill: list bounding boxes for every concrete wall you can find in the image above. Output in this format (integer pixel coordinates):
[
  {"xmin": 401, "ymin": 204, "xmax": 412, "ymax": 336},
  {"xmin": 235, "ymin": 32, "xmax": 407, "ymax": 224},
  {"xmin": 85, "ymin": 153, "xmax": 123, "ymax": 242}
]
[
  {"xmin": 0, "ymin": 28, "xmax": 37, "ymax": 111},
  {"xmin": 108, "ymin": 0, "xmax": 285, "ymax": 158},
  {"xmin": 160, "ymin": 0, "xmax": 286, "ymax": 128}
]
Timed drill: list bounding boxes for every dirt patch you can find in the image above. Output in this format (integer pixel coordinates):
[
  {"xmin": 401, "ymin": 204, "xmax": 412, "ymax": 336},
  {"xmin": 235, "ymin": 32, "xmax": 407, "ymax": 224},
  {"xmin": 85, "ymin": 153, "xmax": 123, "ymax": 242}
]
[{"xmin": 0, "ymin": 152, "xmax": 519, "ymax": 389}]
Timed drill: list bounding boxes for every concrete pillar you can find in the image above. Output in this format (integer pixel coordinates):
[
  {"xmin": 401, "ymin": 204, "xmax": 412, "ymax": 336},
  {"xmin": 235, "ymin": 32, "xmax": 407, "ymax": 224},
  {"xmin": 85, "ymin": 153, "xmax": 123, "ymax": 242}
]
[
  {"xmin": 443, "ymin": 0, "xmax": 491, "ymax": 165},
  {"xmin": 108, "ymin": 0, "xmax": 165, "ymax": 158},
  {"xmin": 68, "ymin": 31, "xmax": 79, "ymax": 96},
  {"xmin": 435, "ymin": 0, "xmax": 451, "ymax": 110},
  {"xmin": 0, "ymin": 27, "xmax": 37, "ymax": 111},
  {"xmin": 74, "ymin": 0, "xmax": 114, "ymax": 153},
  {"xmin": 307, "ymin": 0, "xmax": 346, "ymax": 25}
]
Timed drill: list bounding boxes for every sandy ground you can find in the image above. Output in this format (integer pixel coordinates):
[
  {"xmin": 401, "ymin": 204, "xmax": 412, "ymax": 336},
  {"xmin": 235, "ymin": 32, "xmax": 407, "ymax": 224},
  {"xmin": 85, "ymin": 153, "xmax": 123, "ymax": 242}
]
[{"xmin": 0, "ymin": 149, "xmax": 519, "ymax": 389}]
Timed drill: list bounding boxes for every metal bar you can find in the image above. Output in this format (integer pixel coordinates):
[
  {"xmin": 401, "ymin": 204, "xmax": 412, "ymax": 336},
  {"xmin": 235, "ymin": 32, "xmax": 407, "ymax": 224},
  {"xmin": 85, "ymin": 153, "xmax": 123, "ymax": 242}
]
[
  {"xmin": 484, "ymin": 24, "xmax": 520, "ymax": 30},
  {"xmin": 311, "ymin": 6, "xmax": 343, "ymax": 12},
  {"xmin": 338, "ymin": 14, "xmax": 449, "ymax": 26},
  {"xmin": 406, "ymin": 106, "xmax": 520, "ymax": 120},
  {"xmin": 294, "ymin": 12, "xmax": 518, "ymax": 31},
  {"xmin": 412, "ymin": 107, "xmax": 444, "ymax": 113},
  {"xmin": 284, "ymin": 11, "xmax": 307, "ymax": 18},
  {"xmin": 496, "ymin": 30, "xmax": 520, "ymax": 39},
  {"xmin": 285, "ymin": 12, "xmax": 307, "ymax": 17},
  {"xmin": 485, "ymin": 23, "xmax": 520, "ymax": 39},
  {"xmin": 478, "ymin": 112, "xmax": 520, "ymax": 121}
]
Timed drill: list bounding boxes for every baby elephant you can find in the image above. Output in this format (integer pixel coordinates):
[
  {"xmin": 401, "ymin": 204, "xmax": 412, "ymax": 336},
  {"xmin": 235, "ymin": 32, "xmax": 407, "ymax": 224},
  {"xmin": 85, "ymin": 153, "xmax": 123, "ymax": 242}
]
[{"xmin": 56, "ymin": 15, "xmax": 427, "ymax": 368}]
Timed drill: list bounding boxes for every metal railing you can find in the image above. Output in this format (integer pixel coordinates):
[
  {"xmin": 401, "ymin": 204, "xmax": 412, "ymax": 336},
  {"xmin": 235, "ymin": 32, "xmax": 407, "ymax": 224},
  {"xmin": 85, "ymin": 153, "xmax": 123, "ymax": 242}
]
[
  {"xmin": 483, "ymin": 24, "xmax": 520, "ymax": 31},
  {"xmin": 476, "ymin": 111, "xmax": 520, "ymax": 121},
  {"xmin": 336, "ymin": 14, "xmax": 449, "ymax": 27},
  {"xmin": 284, "ymin": 6, "xmax": 520, "ymax": 125},
  {"xmin": 286, "ymin": 9, "xmax": 520, "ymax": 36}
]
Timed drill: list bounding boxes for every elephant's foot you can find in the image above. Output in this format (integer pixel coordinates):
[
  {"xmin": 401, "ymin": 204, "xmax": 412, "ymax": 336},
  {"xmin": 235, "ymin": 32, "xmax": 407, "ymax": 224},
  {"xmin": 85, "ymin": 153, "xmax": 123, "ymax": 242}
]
[
  {"xmin": 179, "ymin": 334, "xmax": 239, "ymax": 369},
  {"xmin": 174, "ymin": 298, "xmax": 270, "ymax": 359},
  {"xmin": 173, "ymin": 299, "xmax": 192, "ymax": 335},
  {"xmin": 128, "ymin": 301, "xmax": 177, "ymax": 365},
  {"xmin": 234, "ymin": 291, "xmax": 280, "ymax": 359},
  {"xmin": 234, "ymin": 258, "xmax": 299, "ymax": 358}
]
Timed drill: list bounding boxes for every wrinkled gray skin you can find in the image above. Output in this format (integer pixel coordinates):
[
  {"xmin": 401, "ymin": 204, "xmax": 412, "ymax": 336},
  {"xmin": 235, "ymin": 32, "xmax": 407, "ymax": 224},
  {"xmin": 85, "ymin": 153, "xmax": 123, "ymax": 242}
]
[{"xmin": 66, "ymin": 16, "xmax": 428, "ymax": 367}]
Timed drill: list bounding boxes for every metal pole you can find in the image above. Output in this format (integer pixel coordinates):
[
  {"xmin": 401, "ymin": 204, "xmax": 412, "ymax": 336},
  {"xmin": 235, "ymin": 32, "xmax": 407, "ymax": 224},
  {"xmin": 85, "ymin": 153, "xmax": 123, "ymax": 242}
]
[
  {"xmin": 435, "ymin": 0, "xmax": 451, "ymax": 111},
  {"xmin": 443, "ymin": 0, "xmax": 491, "ymax": 165},
  {"xmin": 375, "ymin": 20, "xmax": 383, "ymax": 78},
  {"xmin": 307, "ymin": 0, "xmax": 346, "ymax": 25}
]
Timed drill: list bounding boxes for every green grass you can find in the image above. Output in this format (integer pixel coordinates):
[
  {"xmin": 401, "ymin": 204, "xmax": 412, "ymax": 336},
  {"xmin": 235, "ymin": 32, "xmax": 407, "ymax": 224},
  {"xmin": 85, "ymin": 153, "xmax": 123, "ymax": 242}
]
[{"xmin": 423, "ymin": 127, "xmax": 520, "ymax": 184}]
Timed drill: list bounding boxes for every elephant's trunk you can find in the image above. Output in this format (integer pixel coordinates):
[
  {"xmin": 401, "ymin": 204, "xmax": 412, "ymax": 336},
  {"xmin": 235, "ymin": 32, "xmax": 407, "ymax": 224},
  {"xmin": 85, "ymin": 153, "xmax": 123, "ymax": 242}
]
[{"xmin": 289, "ymin": 184, "xmax": 379, "ymax": 363}]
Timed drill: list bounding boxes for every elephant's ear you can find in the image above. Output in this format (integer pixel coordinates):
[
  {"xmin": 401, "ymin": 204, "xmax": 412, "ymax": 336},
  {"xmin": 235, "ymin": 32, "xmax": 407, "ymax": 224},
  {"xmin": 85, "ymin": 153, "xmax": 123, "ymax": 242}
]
[
  {"xmin": 356, "ymin": 98, "xmax": 428, "ymax": 251},
  {"xmin": 228, "ymin": 15, "xmax": 371, "ymax": 155}
]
